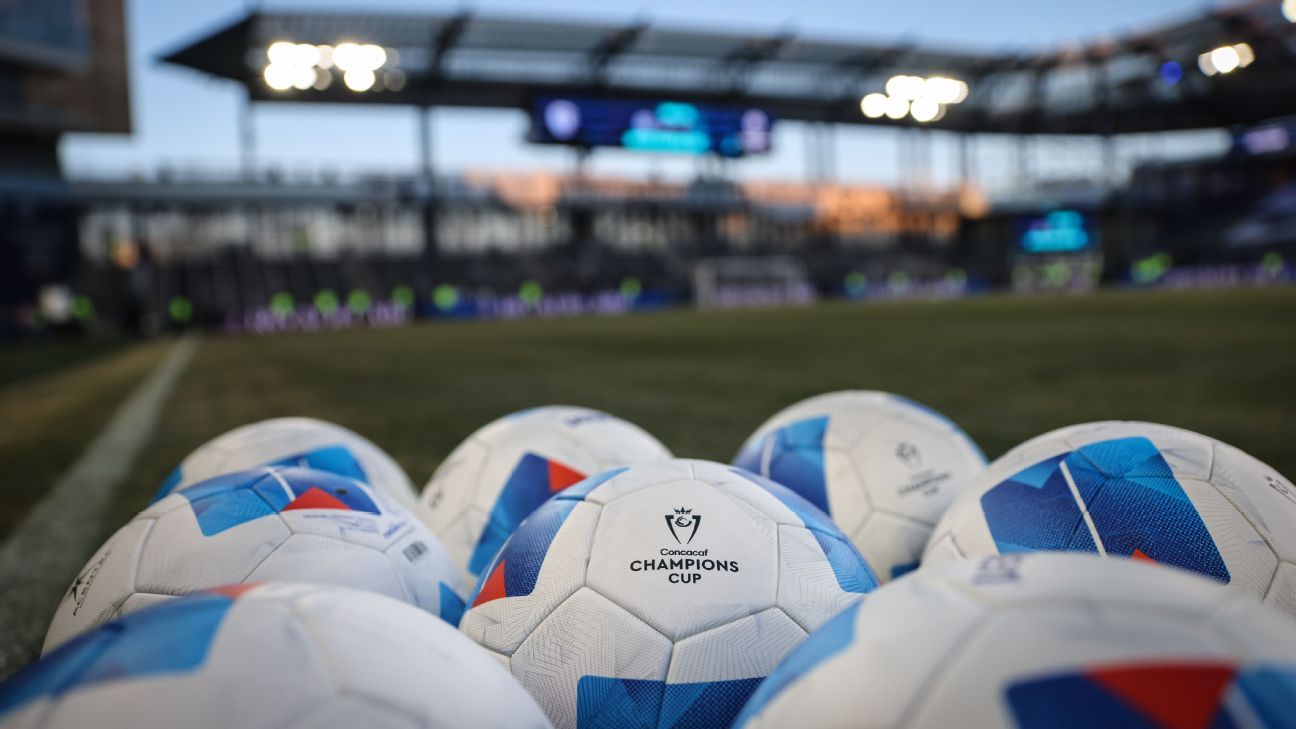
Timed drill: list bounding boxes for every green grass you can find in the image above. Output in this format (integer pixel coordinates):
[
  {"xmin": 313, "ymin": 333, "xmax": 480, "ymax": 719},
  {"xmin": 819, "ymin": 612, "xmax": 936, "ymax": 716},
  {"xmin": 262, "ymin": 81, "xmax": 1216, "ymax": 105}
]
[
  {"xmin": 0, "ymin": 340, "xmax": 170, "ymax": 538},
  {"xmin": 0, "ymin": 337, "xmax": 128, "ymax": 388},
  {"xmin": 4, "ymin": 287, "xmax": 1295, "ymax": 545},
  {"xmin": 109, "ymin": 286, "xmax": 1296, "ymax": 530}
]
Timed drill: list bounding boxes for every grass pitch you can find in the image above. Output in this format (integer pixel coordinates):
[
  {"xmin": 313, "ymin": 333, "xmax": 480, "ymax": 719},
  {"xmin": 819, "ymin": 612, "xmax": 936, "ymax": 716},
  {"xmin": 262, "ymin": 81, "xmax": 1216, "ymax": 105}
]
[
  {"xmin": 0, "ymin": 286, "xmax": 1293, "ymax": 675},
  {"xmin": 4, "ymin": 286, "xmax": 1296, "ymax": 546}
]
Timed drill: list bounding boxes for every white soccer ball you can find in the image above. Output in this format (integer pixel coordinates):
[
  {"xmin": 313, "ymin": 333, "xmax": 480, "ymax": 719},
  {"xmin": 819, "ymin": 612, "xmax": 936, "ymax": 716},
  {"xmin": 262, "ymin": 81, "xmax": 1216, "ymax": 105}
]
[
  {"xmin": 734, "ymin": 391, "xmax": 985, "ymax": 582},
  {"xmin": 4, "ymin": 583, "xmax": 551, "ymax": 729},
  {"xmin": 420, "ymin": 406, "xmax": 672, "ymax": 586},
  {"xmin": 44, "ymin": 467, "xmax": 465, "ymax": 653},
  {"xmin": 735, "ymin": 553, "xmax": 1296, "ymax": 729},
  {"xmin": 153, "ymin": 416, "xmax": 418, "ymax": 507},
  {"xmin": 459, "ymin": 459, "xmax": 878, "ymax": 729},
  {"xmin": 925, "ymin": 421, "xmax": 1296, "ymax": 616}
]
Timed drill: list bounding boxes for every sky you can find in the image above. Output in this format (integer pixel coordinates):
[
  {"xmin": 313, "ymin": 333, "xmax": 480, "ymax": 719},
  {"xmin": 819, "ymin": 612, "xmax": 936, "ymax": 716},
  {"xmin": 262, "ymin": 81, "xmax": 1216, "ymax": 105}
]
[{"xmin": 60, "ymin": 0, "xmax": 1225, "ymax": 187}]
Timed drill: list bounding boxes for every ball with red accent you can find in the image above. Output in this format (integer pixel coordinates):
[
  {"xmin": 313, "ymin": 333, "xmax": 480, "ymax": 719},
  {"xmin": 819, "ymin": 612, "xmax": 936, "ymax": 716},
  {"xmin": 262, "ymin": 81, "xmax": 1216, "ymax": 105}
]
[
  {"xmin": 459, "ymin": 459, "xmax": 879, "ymax": 729},
  {"xmin": 735, "ymin": 553, "xmax": 1296, "ymax": 729},
  {"xmin": 151, "ymin": 416, "xmax": 420, "ymax": 508},
  {"xmin": 44, "ymin": 467, "xmax": 465, "ymax": 653},
  {"xmin": 924, "ymin": 421, "xmax": 1296, "ymax": 616},
  {"xmin": 4, "ymin": 583, "xmax": 550, "ymax": 729},
  {"xmin": 419, "ymin": 406, "xmax": 672, "ymax": 587}
]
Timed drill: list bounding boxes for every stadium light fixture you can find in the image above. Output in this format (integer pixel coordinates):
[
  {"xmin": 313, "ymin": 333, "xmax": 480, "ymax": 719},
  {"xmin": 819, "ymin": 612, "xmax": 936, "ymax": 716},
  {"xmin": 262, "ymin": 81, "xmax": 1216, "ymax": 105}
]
[
  {"xmin": 264, "ymin": 63, "xmax": 294, "ymax": 91},
  {"xmin": 335, "ymin": 43, "xmax": 388, "ymax": 73},
  {"xmin": 293, "ymin": 43, "xmax": 321, "ymax": 68},
  {"xmin": 291, "ymin": 65, "xmax": 315, "ymax": 90},
  {"xmin": 884, "ymin": 95, "xmax": 910, "ymax": 120},
  {"xmin": 333, "ymin": 43, "xmax": 361, "ymax": 71},
  {"xmin": 266, "ymin": 41, "xmax": 297, "ymax": 66},
  {"xmin": 922, "ymin": 77, "xmax": 967, "ymax": 105},
  {"xmin": 885, "ymin": 75, "xmax": 926, "ymax": 101},
  {"xmin": 1198, "ymin": 43, "xmax": 1255, "ymax": 76},
  {"xmin": 344, "ymin": 68, "xmax": 377, "ymax": 92},
  {"xmin": 860, "ymin": 93, "xmax": 888, "ymax": 119},
  {"xmin": 360, "ymin": 44, "xmax": 388, "ymax": 70},
  {"xmin": 909, "ymin": 97, "xmax": 942, "ymax": 123},
  {"xmin": 862, "ymin": 74, "xmax": 968, "ymax": 123}
]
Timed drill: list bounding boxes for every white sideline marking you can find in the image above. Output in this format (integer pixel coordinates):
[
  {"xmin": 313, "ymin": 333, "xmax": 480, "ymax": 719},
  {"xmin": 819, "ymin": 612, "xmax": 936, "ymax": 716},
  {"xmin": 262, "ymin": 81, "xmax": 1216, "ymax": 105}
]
[
  {"xmin": 1060, "ymin": 459, "xmax": 1107, "ymax": 556},
  {"xmin": 0, "ymin": 334, "xmax": 201, "ymax": 677}
]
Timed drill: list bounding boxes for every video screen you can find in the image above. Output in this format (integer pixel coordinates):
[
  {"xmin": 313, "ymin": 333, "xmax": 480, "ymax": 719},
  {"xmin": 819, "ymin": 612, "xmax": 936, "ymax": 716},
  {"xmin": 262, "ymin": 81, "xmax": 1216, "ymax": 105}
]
[{"xmin": 529, "ymin": 97, "xmax": 774, "ymax": 157}]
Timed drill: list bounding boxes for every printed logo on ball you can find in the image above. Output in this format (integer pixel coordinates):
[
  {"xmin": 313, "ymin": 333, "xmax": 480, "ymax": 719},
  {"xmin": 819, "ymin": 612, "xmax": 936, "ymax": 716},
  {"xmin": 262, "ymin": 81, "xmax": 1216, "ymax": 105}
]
[
  {"xmin": 893, "ymin": 441, "xmax": 954, "ymax": 500},
  {"xmin": 630, "ymin": 506, "xmax": 739, "ymax": 584},
  {"xmin": 665, "ymin": 507, "xmax": 701, "ymax": 544}
]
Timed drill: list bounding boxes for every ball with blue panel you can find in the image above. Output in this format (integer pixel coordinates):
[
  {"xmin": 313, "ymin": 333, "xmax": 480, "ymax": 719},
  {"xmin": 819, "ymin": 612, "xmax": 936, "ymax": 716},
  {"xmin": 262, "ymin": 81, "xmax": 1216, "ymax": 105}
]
[
  {"xmin": 1, "ymin": 583, "xmax": 551, "ymax": 729},
  {"xmin": 924, "ymin": 421, "xmax": 1296, "ymax": 617},
  {"xmin": 734, "ymin": 390, "xmax": 986, "ymax": 583},
  {"xmin": 734, "ymin": 553, "xmax": 1296, "ymax": 729},
  {"xmin": 419, "ymin": 405, "xmax": 672, "ymax": 588},
  {"xmin": 43, "ymin": 466, "xmax": 465, "ymax": 654},
  {"xmin": 459, "ymin": 458, "xmax": 878, "ymax": 729},
  {"xmin": 151, "ymin": 416, "xmax": 419, "ymax": 508}
]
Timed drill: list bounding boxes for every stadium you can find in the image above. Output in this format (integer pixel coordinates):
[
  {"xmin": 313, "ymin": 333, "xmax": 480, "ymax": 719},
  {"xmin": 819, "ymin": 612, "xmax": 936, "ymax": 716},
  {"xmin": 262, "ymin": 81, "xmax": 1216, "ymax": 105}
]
[{"xmin": 1, "ymin": 1, "xmax": 1295, "ymax": 727}]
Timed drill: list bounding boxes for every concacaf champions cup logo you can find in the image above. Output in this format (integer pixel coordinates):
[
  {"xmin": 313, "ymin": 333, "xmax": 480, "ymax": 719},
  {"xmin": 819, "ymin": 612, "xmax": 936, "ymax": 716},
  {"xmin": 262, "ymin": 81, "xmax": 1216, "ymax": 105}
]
[
  {"xmin": 629, "ymin": 506, "xmax": 739, "ymax": 584},
  {"xmin": 666, "ymin": 507, "xmax": 701, "ymax": 544}
]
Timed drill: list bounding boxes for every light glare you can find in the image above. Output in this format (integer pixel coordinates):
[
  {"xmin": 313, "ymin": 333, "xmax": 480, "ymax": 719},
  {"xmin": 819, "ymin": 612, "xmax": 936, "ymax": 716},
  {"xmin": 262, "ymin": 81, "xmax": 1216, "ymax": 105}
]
[
  {"xmin": 291, "ymin": 65, "xmax": 315, "ymax": 90},
  {"xmin": 360, "ymin": 45, "xmax": 388, "ymax": 70},
  {"xmin": 333, "ymin": 42, "xmax": 361, "ymax": 71},
  {"xmin": 910, "ymin": 97, "xmax": 941, "ymax": 123},
  {"xmin": 1198, "ymin": 51, "xmax": 1217, "ymax": 76},
  {"xmin": 263, "ymin": 63, "xmax": 293, "ymax": 91},
  {"xmin": 267, "ymin": 41, "xmax": 296, "ymax": 65},
  {"xmin": 923, "ymin": 77, "xmax": 967, "ymax": 104},
  {"xmin": 1210, "ymin": 45, "xmax": 1241, "ymax": 74},
  {"xmin": 293, "ymin": 43, "xmax": 320, "ymax": 68},
  {"xmin": 860, "ymin": 93, "xmax": 888, "ymax": 119},
  {"xmin": 344, "ymin": 67, "xmax": 376, "ymax": 91},
  {"xmin": 1284, "ymin": 0, "xmax": 1296, "ymax": 22},
  {"xmin": 1234, "ymin": 42, "xmax": 1255, "ymax": 67},
  {"xmin": 884, "ymin": 95, "xmax": 910, "ymax": 120},
  {"xmin": 885, "ymin": 75, "xmax": 925, "ymax": 101}
]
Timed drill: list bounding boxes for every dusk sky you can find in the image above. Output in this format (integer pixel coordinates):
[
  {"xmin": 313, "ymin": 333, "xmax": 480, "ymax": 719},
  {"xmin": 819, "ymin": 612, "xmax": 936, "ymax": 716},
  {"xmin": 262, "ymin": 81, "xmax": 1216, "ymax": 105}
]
[{"xmin": 61, "ymin": 0, "xmax": 1224, "ymax": 187}]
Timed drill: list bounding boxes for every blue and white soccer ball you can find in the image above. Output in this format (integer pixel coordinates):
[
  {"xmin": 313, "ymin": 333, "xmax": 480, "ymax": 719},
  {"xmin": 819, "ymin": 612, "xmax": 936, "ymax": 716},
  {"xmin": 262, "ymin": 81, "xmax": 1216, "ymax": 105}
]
[
  {"xmin": 924, "ymin": 421, "xmax": 1296, "ymax": 616},
  {"xmin": 734, "ymin": 391, "xmax": 985, "ymax": 582},
  {"xmin": 735, "ymin": 553, "xmax": 1296, "ymax": 729},
  {"xmin": 458, "ymin": 459, "xmax": 878, "ymax": 729},
  {"xmin": 44, "ymin": 467, "xmax": 464, "ymax": 653},
  {"xmin": 152, "ymin": 417, "xmax": 419, "ymax": 507},
  {"xmin": 3, "ymin": 583, "xmax": 551, "ymax": 729},
  {"xmin": 420, "ymin": 406, "xmax": 672, "ymax": 586}
]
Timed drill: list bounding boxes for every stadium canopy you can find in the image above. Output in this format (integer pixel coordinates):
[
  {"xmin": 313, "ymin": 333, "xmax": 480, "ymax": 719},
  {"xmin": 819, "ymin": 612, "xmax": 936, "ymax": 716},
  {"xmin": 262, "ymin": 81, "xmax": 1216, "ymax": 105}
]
[{"xmin": 162, "ymin": 2, "xmax": 1296, "ymax": 135}]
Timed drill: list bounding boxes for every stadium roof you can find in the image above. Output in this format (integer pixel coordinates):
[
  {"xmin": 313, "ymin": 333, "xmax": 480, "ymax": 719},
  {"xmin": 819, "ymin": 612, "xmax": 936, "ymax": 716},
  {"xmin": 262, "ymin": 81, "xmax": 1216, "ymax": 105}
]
[{"xmin": 160, "ymin": 2, "xmax": 1296, "ymax": 135}]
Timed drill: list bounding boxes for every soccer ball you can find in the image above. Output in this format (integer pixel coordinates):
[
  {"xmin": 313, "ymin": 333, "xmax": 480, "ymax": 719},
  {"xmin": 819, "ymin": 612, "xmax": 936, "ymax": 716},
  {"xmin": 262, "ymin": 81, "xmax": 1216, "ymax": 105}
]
[
  {"xmin": 44, "ymin": 467, "xmax": 465, "ymax": 653},
  {"xmin": 3, "ymin": 583, "xmax": 551, "ymax": 729},
  {"xmin": 459, "ymin": 459, "xmax": 878, "ymax": 729},
  {"xmin": 733, "ymin": 391, "xmax": 985, "ymax": 582},
  {"xmin": 420, "ymin": 406, "xmax": 672, "ymax": 586},
  {"xmin": 734, "ymin": 553, "xmax": 1296, "ymax": 729},
  {"xmin": 152, "ymin": 416, "xmax": 418, "ymax": 507},
  {"xmin": 924, "ymin": 421, "xmax": 1296, "ymax": 616}
]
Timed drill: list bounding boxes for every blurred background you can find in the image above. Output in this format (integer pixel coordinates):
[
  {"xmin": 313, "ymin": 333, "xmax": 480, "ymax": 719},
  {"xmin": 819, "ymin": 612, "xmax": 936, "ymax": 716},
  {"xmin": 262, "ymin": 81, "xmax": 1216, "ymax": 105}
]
[
  {"xmin": 4, "ymin": 0, "xmax": 1295, "ymax": 335},
  {"xmin": 2, "ymin": 0, "xmax": 1296, "ymax": 538}
]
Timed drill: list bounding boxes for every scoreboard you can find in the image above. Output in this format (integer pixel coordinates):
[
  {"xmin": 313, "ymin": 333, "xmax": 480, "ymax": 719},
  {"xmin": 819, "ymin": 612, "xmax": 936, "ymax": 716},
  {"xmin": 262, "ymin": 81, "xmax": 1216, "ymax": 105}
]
[{"xmin": 528, "ymin": 97, "xmax": 774, "ymax": 158}]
